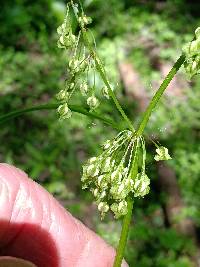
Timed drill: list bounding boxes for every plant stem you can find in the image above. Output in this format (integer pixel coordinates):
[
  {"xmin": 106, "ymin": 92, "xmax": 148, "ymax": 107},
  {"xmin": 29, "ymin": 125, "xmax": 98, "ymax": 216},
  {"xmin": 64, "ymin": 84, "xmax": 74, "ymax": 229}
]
[
  {"xmin": 136, "ymin": 55, "xmax": 185, "ymax": 136},
  {"xmin": 114, "ymin": 54, "xmax": 185, "ymax": 267},
  {"xmin": 114, "ymin": 147, "xmax": 138, "ymax": 267},
  {"xmin": 113, "ymin": 197, "xmax": 134, "ymax": 267},
  {"xmin": 80, "ymin": 26, "xmax": 135, "ymax": 132},
  {"xmin": 0, "ymin": 102, "xmax": 122, "ymax": 130}
]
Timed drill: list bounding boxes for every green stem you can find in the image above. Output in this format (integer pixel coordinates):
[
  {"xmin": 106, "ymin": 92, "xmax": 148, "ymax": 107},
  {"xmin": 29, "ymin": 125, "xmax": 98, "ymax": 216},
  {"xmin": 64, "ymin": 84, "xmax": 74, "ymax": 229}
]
[
  {"xmin": 114, "ymin": 145, "xmax": 139, "ymax": 267},
  {"xmin": 78, "ymin": 23, "xmax": 135, "ymax": 132},
  {"xmin": 113, "ymin": 197, "xmax": 134, "ymax": 267},
  {"xmin": 136, "ymin": 55, "xmax": 185, "ymax": 136},
  {"xmin": 114, "ymin": 54, "xmax": 185, "ymax": 267},
  {"xmin": 0, "ymin": 102, "xmax": 122, "ymax": 130}
]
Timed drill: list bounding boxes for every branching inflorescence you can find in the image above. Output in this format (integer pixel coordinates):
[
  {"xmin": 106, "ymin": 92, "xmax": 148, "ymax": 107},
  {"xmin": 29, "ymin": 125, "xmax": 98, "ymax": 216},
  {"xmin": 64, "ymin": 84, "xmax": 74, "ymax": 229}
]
[
  {"xmin": 54, "ymin": 2, "xmax": 199, "ymax": 266},
  {"xmin": 0, "ymin": 1, "xmax": 198, "ymax": 267},
  {"xmin": 56, "ymin": 3, "xmax": 110, "ymax": 120},
  {"xmin": 82, "ymin": 131, "xmax": 150, "ymax": 219},
  {"xmin": 55, "ymin": 1, "xmax": 173, "ymax": 220}
]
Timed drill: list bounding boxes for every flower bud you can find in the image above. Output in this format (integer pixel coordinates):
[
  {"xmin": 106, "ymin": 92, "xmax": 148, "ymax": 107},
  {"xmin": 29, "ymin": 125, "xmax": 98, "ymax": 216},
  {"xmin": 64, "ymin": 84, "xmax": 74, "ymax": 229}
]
[
  {"xmin": 101, "ymin": 157, "xmax": 113, "ymax": 172},
  {"xmin": 134, "ymin": 173, "xmax": 150, "ymax": 197},
  {"xmin": 110, "ymin": 183, "xmax": 124, "ymax": 199},
  {"xmin": 78, "ymin": 15, "xmax": 92, "ymax": 27},
  {"xmin": 69, "ymin": 82, "xmax": 75, "ymax": 90},
  {"xmin": 98, "ymin": 202, "xmax": 109, "ymax": 217},
  {"xmin": 87, "ymin": 95, "xmax": 100, "ymax": 110},
  {"xmin": 101, "ymin": 86, "xmax": 109, "ymax": 99},
  {"xmin": 97, "ymin": 174, "xmax": 109, "ymax": 189},
  {"xmin": 86, "ymin": 164, "xmax": 99, "ymax": 177},
  {"xmin": 58, "ymin": 33, "xmax": 76, "ymax": 49},
  {"xmin": 189, "ymin": 40, "xmax": 200, "ymax": 55},
  {"xmin": 154, "ymin": 146, "xmax": 172, "ymax": 161},
  {"xmin": 102, "ymin": 140, "xmax": 111, "ymax": 150},
  {"xmin": 88, "ymin": 157, "xmax": 97, "ymax": 164},
  {"xmin": 93, "ymin": 188, "xmax": 99, "ymax": 197},
  {"xmin": 56, "ymin": 90, "xmax": 69, "ymax": 101},
  {"xmin": 111, "ymin": 170, "xmax": 122, "ymax": 183},
  {"xmin": 69, "ymin": 59, "xmax": 79, "ymax": 71},
  {"xmin": 80, "ymin": 82, "xmax": 89, "ymax": 96},
  {"xmin": 111, "ymin": 200, "xmax": 128, "ymax": 218},
  {"xmin": 57, "ymin": 103, "xmax": 72, "ymax": 119}
]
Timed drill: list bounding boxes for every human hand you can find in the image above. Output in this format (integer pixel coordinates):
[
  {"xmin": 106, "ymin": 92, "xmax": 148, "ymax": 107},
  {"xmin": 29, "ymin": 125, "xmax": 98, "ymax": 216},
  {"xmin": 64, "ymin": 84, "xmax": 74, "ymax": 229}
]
[{"xmin": 0, "ymin": 164, "xmax": 128, "ymax": 267}]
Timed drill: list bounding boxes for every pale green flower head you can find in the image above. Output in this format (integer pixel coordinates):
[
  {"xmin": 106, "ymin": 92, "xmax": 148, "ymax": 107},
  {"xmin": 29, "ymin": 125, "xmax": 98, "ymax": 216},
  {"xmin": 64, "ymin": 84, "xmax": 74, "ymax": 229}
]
[
  {"xmin": 81, "ymin": 132, "xmax": 151, "ymax": 219},
  {"xmin": 154, "ymin": 146, "xmax": 172, "ymax": 161}
]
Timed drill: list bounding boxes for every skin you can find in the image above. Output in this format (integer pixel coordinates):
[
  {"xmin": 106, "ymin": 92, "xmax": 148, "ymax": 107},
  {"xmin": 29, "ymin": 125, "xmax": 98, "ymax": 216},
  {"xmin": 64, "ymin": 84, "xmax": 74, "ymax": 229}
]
[{"xmin": 0, "ymin": 163, "xmax": 128, "ymax": 267}]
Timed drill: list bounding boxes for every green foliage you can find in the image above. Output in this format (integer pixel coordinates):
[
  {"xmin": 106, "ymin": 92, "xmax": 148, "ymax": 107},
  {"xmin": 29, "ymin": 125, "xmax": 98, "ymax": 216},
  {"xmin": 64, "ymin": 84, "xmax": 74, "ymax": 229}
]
[
  {"xmin": 0, "ymin": 0, "xmax": 61, "ymax": 50},
  {"xmin": 0, "ymin": 1, "xmax": 200, "ymax": 267}
]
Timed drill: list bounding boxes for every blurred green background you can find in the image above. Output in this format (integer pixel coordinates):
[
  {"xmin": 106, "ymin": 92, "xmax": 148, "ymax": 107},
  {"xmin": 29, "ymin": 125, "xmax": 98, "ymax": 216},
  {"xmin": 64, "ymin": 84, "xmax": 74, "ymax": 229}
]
[{"xmin": 0, "ymin": 0, "xmax": 200, "ymax": 266}]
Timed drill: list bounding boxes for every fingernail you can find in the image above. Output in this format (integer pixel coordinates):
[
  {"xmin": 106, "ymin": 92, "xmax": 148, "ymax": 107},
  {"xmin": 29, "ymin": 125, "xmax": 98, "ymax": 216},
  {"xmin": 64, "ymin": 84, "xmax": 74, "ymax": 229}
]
[{"xmin": 0, "ymin": 257, "xmax": 37, "ymax": 267}]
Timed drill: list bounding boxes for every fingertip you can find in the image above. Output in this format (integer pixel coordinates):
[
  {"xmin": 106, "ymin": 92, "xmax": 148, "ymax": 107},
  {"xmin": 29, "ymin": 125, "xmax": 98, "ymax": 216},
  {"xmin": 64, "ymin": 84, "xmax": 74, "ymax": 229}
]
[
  {"xmin": 0, "ymin": 163, "xmax": 129, "ymax": 267},
  {"xmin": 0, "ymin": 163, "xmax": 28, "ymax": 181}
]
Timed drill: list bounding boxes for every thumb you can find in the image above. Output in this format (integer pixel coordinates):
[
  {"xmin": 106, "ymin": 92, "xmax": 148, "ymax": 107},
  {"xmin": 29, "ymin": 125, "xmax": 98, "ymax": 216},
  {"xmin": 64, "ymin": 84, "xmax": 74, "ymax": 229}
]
[{"xmin": 0, "ymin": 163, "xmax": 128, "ymax": 267}]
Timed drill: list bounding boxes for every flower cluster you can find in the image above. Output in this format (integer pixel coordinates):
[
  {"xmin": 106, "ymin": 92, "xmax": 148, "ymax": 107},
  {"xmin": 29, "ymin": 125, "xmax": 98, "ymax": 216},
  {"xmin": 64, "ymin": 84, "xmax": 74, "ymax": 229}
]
[
  {"xmin": 81, "ymin": 131, "xmax": 150, "ymax": 218},
  {"xmin": 182, "ymin": 27, "xmax": 200, "ymax": 78},
  {"xmin": 56, "ymin": 3, "xmax": 110, "ymax": 120}
]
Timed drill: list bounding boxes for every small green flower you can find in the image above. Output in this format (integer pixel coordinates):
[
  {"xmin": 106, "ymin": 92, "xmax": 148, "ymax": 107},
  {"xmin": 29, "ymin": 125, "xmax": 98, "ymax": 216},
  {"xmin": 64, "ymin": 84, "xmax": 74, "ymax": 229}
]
[
  {"xmin": 58, "ymin": 33, "xmax": 76, "ymax": 49},
  {"xmin": 87, "ymin": 95, "xmax": 100, "ymax": 110},
  {"xmin": 78, "ymin": 15, "xmax": 92, "ymax": 27},
  {"xmin": 110, "ymin": 178, "xmax": 133, "ymax": 200},
  {"xmin": 101, "ymin": 157, "xmax": 114, "ymax": 172},
  {"xmin": 69, "ymin": 59, "xmax": 80, "ymax": 72},
  {"xmin": 102, "ymin": 140, "xmax": 112, "ymax": 150},
  {"xmin": 57, "ymin": 103, "xmax": 72, "ymax": 120},
  {"xmin": 133, "ymin": 173, "xmax": 150, "ymax": 197},
  {"xmin": 56, "ymin": 90, "xmax": 69, "ymax": 101},
  {"xmin": 110, "ymin": 200, "xmax": 128, "ymax": 219},
  {"xmin": 101, "ymin": 86, "xmax": 110, "ymax": 99},
  {"xmin": 98, "ymin": 202, "xmax": 109, "ymax": 218},
  {"xmin": 154, "ymin": 146, "xmax": 172, "ymax": 161},
  {"xmin": 86, "ymin": 163, "xmax": 100, "ymax": 177},
  {"xmin": 110, "ymin": 169, "xmax": 123, "ymax": 183},
  {"xmin": 182, "ymin": 26, "xmax": 200, "ymax": 78},
  {"xmin": 80, "ymin": 82, "xmax": 89, "ymax": 96}
]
